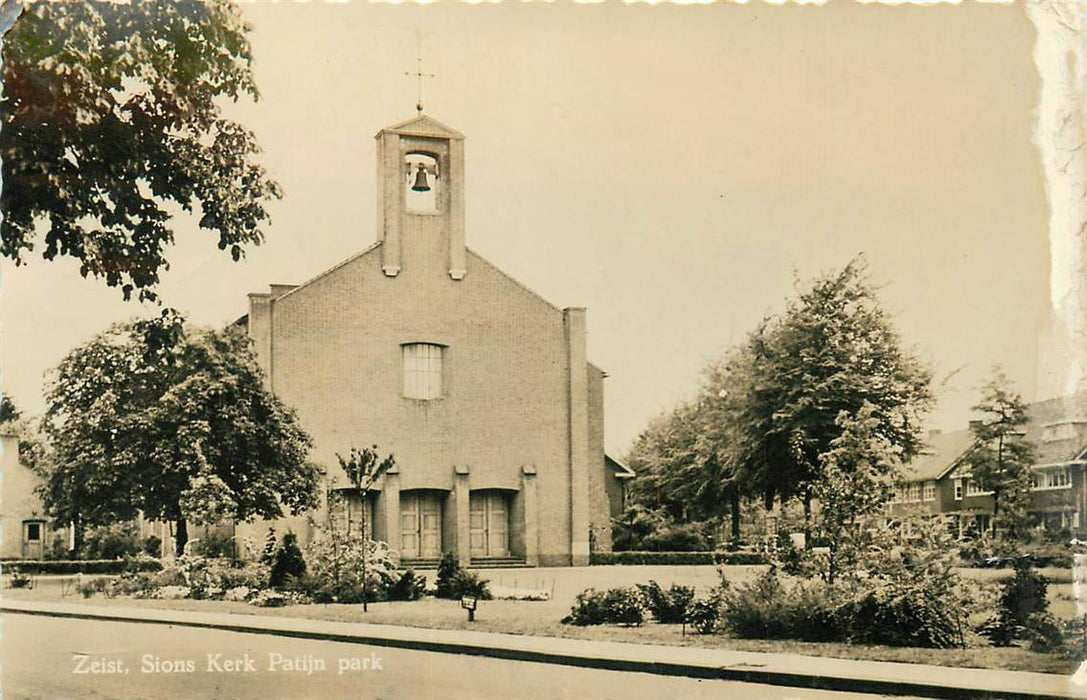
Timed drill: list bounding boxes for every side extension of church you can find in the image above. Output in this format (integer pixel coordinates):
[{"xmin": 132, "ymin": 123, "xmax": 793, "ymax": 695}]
[{"xmin": 238, "ymin": 114, "xmax": 619, "ymax": 567}]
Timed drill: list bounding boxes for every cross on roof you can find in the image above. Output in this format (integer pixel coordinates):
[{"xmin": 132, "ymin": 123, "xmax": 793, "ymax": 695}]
[{"xmin": 406, "ymin": 36, "xmax": 435, "ymax": 115}]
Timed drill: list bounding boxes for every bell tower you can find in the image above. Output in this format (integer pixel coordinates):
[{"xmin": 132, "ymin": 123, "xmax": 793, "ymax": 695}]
[{"xmin": 375, "ymin": 114, "xmax": 467, "ymax": 280}]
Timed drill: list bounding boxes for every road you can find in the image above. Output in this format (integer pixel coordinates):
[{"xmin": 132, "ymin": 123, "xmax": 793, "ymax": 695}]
[{"xmin": 2, "ymin": 613, "xmax": 903, "ymax": 699}]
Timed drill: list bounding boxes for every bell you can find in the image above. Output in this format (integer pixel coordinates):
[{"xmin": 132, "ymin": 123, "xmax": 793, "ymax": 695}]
[{"xmin": 411, "ymin": 166, "xmax": 431, "ymax": 192}]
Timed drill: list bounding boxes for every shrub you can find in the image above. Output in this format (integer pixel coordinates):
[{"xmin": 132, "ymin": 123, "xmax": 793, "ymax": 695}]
[
  {"xmin": 449, "ymin": 570, "xmax": 492, "ymax": 600},
  {"xmin": 718, "ymin": 569, "xmax": 846, "ymax": 643},
  {"xmin": 9, "ymin": 567, "xmax": 32, "ymax": 589},
  {"xmin": 0, "ymin": 559, "xmax": 163, "ymax": 575},
  {"xmin": 434, "ymin": 552, "xmax": 461, "ymax": 599},
  {"xmin": 979, "ymin": 557, "xmax": 1060, "ymax": 649},
  {"xmin": 685, "ymin": 590, "xmax": 724, "ymax": 634},
  {"xmin": 260, "ymin": 528, "xmax": 278, "ymax": 565},
  {"xmin": 611, "ymin": 505, "xmax": 670, "ymax": 551},
  {"xmin": 187, "ymin": 530, "xmax": 236, "ymax": 559},
  {"xmin": 843, "ymin": 581, "xmax": 962, "ymax": 648},
  {"xmin": 249, "ymin": 590, "xmax": 290, "ymax": 607},
  {"xmin": 141, "ymin": 535, "xmax": 162, "ymax": 558},
  {"xmin": 562, "ymin": 587, "xmax": 645, "ymax": 626},
  {"xmin": 589, "ymin": 551, "xmax": 765, "ymax": 566},
  {"xmin": 80, "ymin": 523, "xmax": 141, "ymax": 560},
  {"xmin": 641, "ymin": 522, "xmax": 712, "ymax": 552},
  {"xmin": 301, "ymin": 530, "xmax": 398, "ymax": 604},
  {"xmin": 719, "ymin": 567, "xmax": 793, "ymax": 639},
  {"xmin": 637, "ymin": 580, "xmax": 695, "ymax": 624},
  {"xmin": 387, "ymin": 570, "xmax": 427, "ymax": 601},
  {"xmin": 270, "ymin": 534, "xmax": 306, "ymax": 589}
]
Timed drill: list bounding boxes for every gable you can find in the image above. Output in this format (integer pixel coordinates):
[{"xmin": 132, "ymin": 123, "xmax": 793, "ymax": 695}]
[{"xmin": 377, "ymin": 114, "xmax": 464, "ymax": 140}]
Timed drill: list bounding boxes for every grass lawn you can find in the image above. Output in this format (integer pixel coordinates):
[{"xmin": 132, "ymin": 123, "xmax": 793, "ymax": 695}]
[{"xmin": 5, "ymin": 564, "xmax": 1082, "ymax": 676}]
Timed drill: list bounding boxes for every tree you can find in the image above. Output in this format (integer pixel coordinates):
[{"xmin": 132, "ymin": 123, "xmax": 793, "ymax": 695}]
[
  {"xmin": 40, "ymin": 316, "xmax": 319, "ymax": 554},
  {"xmin": 0, "ymin": 394, "xmax": 20, "ymax": 424},
  {"xmin": 1, "ymin": 1, "xmax": 280, "ymax": 301},
  {"xmin": 336, "ymin": 446, "xmax": 395, "ymax": 612},
  {"xmin": 626, "ymin": 403, "xmax": 719, "ymax": 522},
  {"xmin": 720, "ymin": 258, "xmax": 933, "ymax": 538},
  {"xmin": 963, "ymin": 369, "xmax": 1035, "ymax": 541},
  {"xmin": 810, "ymin": 403, "xmax": 901, "ymax": 583}
]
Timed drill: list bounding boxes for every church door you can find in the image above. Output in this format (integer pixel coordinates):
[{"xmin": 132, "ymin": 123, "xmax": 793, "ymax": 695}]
[
  {"xmin": 400, "ymin": 492, "xmax": 442, "ymax": 559},
  {"xmin": 469, "ymin": 491, "xmax": 509, "ymax": 558}
]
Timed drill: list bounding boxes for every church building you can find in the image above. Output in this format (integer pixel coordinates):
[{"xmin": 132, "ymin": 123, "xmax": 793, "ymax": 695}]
[{"xmin": 238, "ymin": 114, "xmax": 627, "ymax": 567}]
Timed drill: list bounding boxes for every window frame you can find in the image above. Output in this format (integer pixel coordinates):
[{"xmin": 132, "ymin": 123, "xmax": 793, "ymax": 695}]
[{"xmin": 401, "ymin": 342, "xmax": 446, "ymax": 400}]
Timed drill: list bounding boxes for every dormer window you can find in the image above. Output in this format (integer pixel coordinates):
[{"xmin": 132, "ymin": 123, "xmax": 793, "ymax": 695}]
[{"xmin": 405, "ymin": 152, "xmax": 438, "ymax": 213}]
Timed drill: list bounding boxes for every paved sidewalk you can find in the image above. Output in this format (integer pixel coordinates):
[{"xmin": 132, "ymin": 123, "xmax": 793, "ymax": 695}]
[{"xmin": 2, "ymin": 597, "xmax": 1083, "ymax": 699}]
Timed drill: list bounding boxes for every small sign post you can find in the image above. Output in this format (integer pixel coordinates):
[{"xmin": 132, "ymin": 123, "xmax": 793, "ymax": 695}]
[{"xmin": 461, "ymin": 595, "xmax": 478, "ymax": 622}]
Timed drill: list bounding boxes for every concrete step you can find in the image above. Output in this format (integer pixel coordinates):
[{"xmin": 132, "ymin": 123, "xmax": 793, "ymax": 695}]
[{"xmin": 469, "ymin": 557, "xmax": 528, "ymax": 569}]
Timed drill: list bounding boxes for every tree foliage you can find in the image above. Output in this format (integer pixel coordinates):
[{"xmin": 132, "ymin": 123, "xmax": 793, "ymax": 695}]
[
  {"xmin": 0, "ymin": 394, "xmax": 20, "ymax": 424},
  {"xmin": 1, "ymin": 0, "xmax": 280, "ymax": 301},
  {"xmin": 711, "ymin": 257, "xmax": 932, "ymax": 510},
  {"xmin": 624, "ymin": 258, "xmax": 932, "ymax": 544},
  {"xmin": 963, "ymin": 369, "xmax": 1035, "ymax": 540},
  {"xmin": 40, "ymin": 316, "xmax": 319, "ymax": 553},
  {"xmin": 810, "ymin": 402, "xmax": 901, "ymax": 582}
]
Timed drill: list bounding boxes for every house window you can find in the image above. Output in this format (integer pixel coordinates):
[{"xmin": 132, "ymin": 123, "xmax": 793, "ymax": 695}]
[
  {"xmin": 403, "ymin": 343, "xmax": 444, "ymax": 399},
  {"xmin": 923, "ymin": 481, "xmax": 936, "ymax": 502},
  {"xmin": 966, "ymin": 479, "xmax": 993, "ymax": 497},
  {"xmin": 1035, "ymin": 468, "xmax": 1072, "ymax": 490},
  {"xmin": 954, "ymin": 479, "xmax": 963, "ymax": 501},
  {"xmin": 24, "ymin": 521, "xmax": 41, "ymax": 542},
  {"xmin": 907, "ymin": 483, "xmax": 922, "ymax": 502}
]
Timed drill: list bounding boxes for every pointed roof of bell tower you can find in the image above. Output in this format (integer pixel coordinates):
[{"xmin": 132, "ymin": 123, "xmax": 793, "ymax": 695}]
[{"xmin": 376, "ymin": 114, "xmax": 464, "ymax": 141}]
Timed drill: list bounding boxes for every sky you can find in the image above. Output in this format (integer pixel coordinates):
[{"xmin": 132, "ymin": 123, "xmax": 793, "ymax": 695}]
[{"xmin": 1, "ymin": 1, "xmax": 1052, "ymax": 456}]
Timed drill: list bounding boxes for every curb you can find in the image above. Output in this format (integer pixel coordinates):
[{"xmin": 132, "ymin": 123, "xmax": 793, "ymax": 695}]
[{"xmin": 2, "ymin": 601, "xmax": 1081, "ymax": 700}]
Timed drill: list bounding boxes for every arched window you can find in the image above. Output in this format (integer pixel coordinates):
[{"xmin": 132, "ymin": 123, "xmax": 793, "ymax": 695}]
[{"xmin": 404, "ymin": 152, "xmax": 438, "ymax": 213}]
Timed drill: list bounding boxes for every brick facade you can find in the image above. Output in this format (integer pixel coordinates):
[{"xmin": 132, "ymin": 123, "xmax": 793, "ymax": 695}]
[{"xmin": 237, "ymin": 114, "xmax": 614, "ymax": 566}]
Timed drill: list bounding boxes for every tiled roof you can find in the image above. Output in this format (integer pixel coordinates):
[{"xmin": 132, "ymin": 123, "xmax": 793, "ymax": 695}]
[
  {"xmin": 901, "ymin": 393, "xmax": 1087, "ymax": 482},
  {"xmin": 1026, "ymin": 393, "xmax": 1087, "ymax": 464},
  {"xmin": 901, "ymin": 429, "xmax": 976, "ymax": 482}
]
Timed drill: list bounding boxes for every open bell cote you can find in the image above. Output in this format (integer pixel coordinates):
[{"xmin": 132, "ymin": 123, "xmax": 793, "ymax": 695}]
[{"xmin": 375, "ymin": 114, "xmax": 467, "ymax": 280}]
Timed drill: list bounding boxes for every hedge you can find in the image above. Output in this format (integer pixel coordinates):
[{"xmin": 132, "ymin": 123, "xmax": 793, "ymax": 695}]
[
  {"xmin": 591, "ymin": 551, "xmax": 766, "ymax": 566},
  {"xmin": 0, "ymin": 559, "xmax": 163, "ymax": 575}
]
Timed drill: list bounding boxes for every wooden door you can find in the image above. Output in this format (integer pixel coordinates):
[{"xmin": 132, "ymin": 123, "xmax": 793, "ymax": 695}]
[
  {"xmin": 469, "ymin": 492, "xmax": 509, "ymax": 558},
  {"xmin": 486, "ymin": 495, "xmax": 508, "ymax": 557},
  {"xmin": 420, "ymin": 493, "xmax": 441, "ymax": 558},
  {"xmin": 400, "ymin": 496, "xmax": 420, "ymax": 559},
  {"xmin": 401, "ymin": 492, "xmax": 442, "ymax": 559}
]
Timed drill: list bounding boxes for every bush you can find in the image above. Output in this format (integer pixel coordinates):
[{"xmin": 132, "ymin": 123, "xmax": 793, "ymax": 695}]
[
  {"xmin": 142, "ymin": 535, "xmax": 162, "ymax": 558},
  {"xmin": 685, "ymin": 592, "xmax": 723, "ymax": 634},
  {"xmin": 718, "ymin": 569, "xmax": 847, "ymax": 643},
  {"xmin": 843, "ymin": 582, "xmax": 962, "ymax": 648},
  {"xmin": 387, "ymin": 569, "xmax": 427, "ymax": 602},
  {"xmin": 562, "ymin": 587, "xmax": 646, "ymax": 626},
  {"xmin": 9, "ymin": 568, "xmax": 32, "ymax": 589},
  {"xmin": 300, "ymin": 530, "xmax": 398, "ymax": 604},
  {"xmin": 450, "ymin": 570, "xmax": 492, "ymax": 600},
  {"xmin": 0, "ymin": 559, "xmax": 163, "ymax": 575},
  {"xmin": 637, "ymin": 580, "xmax": 695, "ymax": 624},
  {"xmin": 434, "ymin": 552, "xmax": 461, "ymax": 599},
  {"xmin": 719, "ymin": 567, "xmax": 793, "ymax": 639},
  {"xmin": 270, "ymin": 534, "xmax": 306, "ymax": 589},
  {"xmin": 187, "ymin": 530, "xmax": 236, "ymax": 559},
  {"xmin": 641, "ymin": 522, "xmax": 712, "ymax": 552},
  {"xmin": 979, "ymin": 557, "xmax": 1060, "ymax": 649},
  {"xmin": 589, "ymin": 551, "xmax": 765, "ymax": 566},
  {"xmin": 80, "ymin": 523, "xmax": 141, "ymax": 560},
  {"xmin": 611, "ymin": 505, "xmax": 670, "ymax": 551}
]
